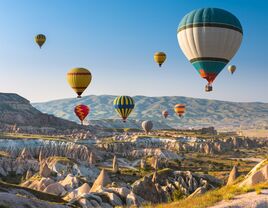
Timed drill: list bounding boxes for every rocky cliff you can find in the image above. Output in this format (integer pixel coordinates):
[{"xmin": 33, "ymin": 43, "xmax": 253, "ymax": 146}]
[{"xmin": 0, "ymin": 93, "xmax": 84, "ymax": 133}]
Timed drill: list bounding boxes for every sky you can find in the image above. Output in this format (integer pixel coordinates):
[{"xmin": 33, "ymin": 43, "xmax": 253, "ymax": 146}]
[{"xmin": 0, "ymin": 0, "xmax": 267, "ymax": 103}]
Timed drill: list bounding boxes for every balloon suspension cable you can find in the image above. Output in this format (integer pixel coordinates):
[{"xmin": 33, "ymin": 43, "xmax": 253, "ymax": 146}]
[{"xmin": 81, "ymin": 121, "xmax": 83, "ymax": 125}]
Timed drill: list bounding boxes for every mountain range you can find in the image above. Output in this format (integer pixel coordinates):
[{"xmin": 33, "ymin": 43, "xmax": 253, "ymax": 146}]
[{"xmin": 33, "ymin": 95, "xmax": 268, "ymax": 130}]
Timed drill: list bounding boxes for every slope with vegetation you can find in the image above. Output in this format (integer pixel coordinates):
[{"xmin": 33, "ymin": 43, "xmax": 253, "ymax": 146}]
[{"xmin": 33, "ymin": 95, "xmax": 268, "ymax": 130}]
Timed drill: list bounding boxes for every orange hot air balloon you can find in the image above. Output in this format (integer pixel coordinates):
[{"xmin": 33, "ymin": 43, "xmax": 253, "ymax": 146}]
[
  {"xmin": 74, "ymin": 104, "xmax": 90, "ymax": 125},
  {"xmin": 174, "ymin": 104, "xmax": 186, "ymax": 118},
  {"xmin": 162, "ymin": 110, "xmax": 169, "ymax": 119}
]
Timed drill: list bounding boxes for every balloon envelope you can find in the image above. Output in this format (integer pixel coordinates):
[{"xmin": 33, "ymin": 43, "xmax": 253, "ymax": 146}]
[
  {"xmin": 177, "ymin": 8, "xmax": 243, "ymax": 86},
  {"xmin": 228, "ymin": 65, "xmax": 236, "ymax": 74},
  {"xmin": 174, "ymin": 104, "xmax": 186, "ymax": 117},
  {"xmin": 154, "ymin": 52, "xmax": 166, "ymax": 67},
  {"xmin": 142, "ymin": 120, "xmax": 153, "ymax": 134},
  {"xmin": 67, "ymin": 68, "xmax": 92, "ymax": 98},
  {"xmin": 113, "ymin": 96, "xmax": 135, "ymax": 122},
  {"xmin": 35, "ymin": 34, "xmax": 46, "ymax": 48},
  {"xmin": 162, "ymin": 110, "xmax": 169, "ymax": 118},
  {"xmin": 74, "ymin": 104, "xmax": 90, "ymax": 125}
]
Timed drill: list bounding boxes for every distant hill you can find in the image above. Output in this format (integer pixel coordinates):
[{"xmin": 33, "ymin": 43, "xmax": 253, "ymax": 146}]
[
  {"xmin": 0, "ymin": 93, "xmax": 81, "ymax": 130},
  {"xmin": 33, "ymin": 95, "xmax": 268, "ymax": 130},
  {"xmin": 89, "ymin": 119, "xmax": 172, "ymax": 130}
]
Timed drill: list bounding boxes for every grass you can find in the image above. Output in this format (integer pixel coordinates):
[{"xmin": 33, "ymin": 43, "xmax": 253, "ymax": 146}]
[
  {"xmin": 0, "ymin": 132, "xmax": 68, "ymax": 142},
  {"xmin": 147, "ymin": 183, "xmax": 268, "ymax": 208}
]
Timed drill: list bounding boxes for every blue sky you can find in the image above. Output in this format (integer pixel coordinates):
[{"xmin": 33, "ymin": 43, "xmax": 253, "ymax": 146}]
[{"xmin": 0, "ymin": 0, "xmax": 267, "ymax": 102}]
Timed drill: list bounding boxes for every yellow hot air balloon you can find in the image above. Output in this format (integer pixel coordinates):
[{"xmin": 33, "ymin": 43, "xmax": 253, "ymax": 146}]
[
  {"xmin": 35, "ymin": 34, "xmax": 46, "ymax": 48},
  {"xmin": 228, "ymin": 65, "xmax": 236, "ymax": 74},
  {"xmin": 154, "ymin": 52, "xmax": 166, "ymax": 67},
  {"xmin": 67, "ymin": 68, "xmax": 92, "ymax": 98},
  {"xmin": 113, "ymin": 96, "xmax": 135, "ymax": 122}
]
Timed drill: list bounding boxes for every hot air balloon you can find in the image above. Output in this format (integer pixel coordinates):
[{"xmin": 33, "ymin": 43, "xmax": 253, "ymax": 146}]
[
  {"xmin": 142, "ymin": 120, "xmax": 153, "ymax": 134},
  {"xmin": 162, "ymin": 110, "xmax": 169, "ymax": 119},
  {"xmin": 113, "ymin": 96, "xmax": 135, "ymax": 122},
  {"xmin": 177, "ymin": 8, "xmax": 243, "ymax": 92},
  {"xmin": 67, "ymin": 68, "xmax": 92, "ymax": 98},
  {"xmin": 74, "ymin": 104, "xmax": 90, "ymax": 125},
  {"xmin": 35, "ymin": 34, "xmax": 46, "ymax": 48},
  {"xmin": 228, "ymin": 65, "xmax": 236, "ymax": 74},
  {"xmin": 174, "ymin": 104, "xmax": 185, "ymax": 118},
  {"xmin": 154, "ymin": 52, "xmax": 166, "ymax": 67}
]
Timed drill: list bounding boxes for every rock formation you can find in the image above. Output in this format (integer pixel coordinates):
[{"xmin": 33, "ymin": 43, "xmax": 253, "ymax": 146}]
[
  {"xmin": 112, "ymin": 155, "xmax": 119, "ymax": 173},
  {"xmin": 88, "ymin": 152, "xmax": 96, "ymax": 166},
  {"xmin": 239, "ymin": 160, "xmax": 268, "ymax": 187},
  {"xmin": 140, "ymin": 158, "xmax": 147, "ymax": 169},
  {"xmin": 39, "ymin": 162, "xmax": 52, "ymax": 178},
  {"xmin": 43, "ymin": 182, "xmax": 67, "ymax": 196},
  {"xmin": 227, "ymin": 165, "xmax": 239, "ymax": 185},
  {"xmin": 19, "ymin": 148, "xmax": 33, "ymax": 160},
  {"xmin": 90, "ymin": 169, "xmax": 111, "ymax": 192},
  {"xmin": 152, "ymin": 171, "xmax": 157, "ymax": 183}
]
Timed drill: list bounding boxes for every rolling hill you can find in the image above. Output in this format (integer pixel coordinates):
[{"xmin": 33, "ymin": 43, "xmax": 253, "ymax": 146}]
[{"xmin": 33, "ymin": 95, "xmax": 268, "ymax": 130}]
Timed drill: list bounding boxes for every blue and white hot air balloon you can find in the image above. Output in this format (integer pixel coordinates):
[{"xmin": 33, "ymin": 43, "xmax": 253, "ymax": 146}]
[{"xmin": 177, "ymin": 8, "xmax": 243, "ymax": 91}]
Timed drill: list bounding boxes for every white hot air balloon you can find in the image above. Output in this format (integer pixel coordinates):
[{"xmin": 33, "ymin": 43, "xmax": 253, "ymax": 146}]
[
  {"xmin": 142, "ymin": 120, "xmax": 153, "ymax": 134},
  {"xmin": 177, "ymin": 8, "xmax": 243, "ymax": 91}
]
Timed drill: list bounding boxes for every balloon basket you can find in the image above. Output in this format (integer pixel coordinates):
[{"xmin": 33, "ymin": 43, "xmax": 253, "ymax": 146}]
[{"xmin": 205, "ymin": 85, "xmax": 213, "ymax": 92}]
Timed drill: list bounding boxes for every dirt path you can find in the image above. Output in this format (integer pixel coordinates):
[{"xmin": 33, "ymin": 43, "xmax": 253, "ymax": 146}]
[{"xmin": 209, "ymin": 189, "xmax": 268, "ymax": 208}]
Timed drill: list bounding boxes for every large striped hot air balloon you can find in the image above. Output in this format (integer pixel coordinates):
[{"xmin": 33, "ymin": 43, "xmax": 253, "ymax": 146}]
[
  {"xmin": 35, "ymin": 34, "xmax": 46, "ymax": 48},
  {"xmin": 154, "ymin": 52, "xmax": 166, "ymax": 67},
  {"xmin": 67, "ymin": 68, "xmax": 92, "ymax": 98},
  {"xmin": 174, "ymin": 104, "xmax": 186, "ymax": 118},
  {"xmin": 177, "ymin": 8, "xmax": 243, "ymax": 91},
  {"xmin": 74, "ymin": 104, "xmax": 90, "ymax": 125},
  {"xmin": 142, "ymin": 120, "xmax": 153, "ymax": 134},
  {"xmin": 162, "ymin": 110, "xmax": 169, "ymax": 119},
  {"xmin": 113, "ymin": 96, "xmax": 135, "ymax": 122}
]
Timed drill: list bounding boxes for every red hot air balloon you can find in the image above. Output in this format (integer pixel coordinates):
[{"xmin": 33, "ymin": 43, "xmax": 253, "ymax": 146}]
[
  {"xmin": 74, "ymin": 104, "xmax": 90, "ymax": 125},
  {"xmin": 162, "ymin": 110, "xmax": 169, "ymax": 119}
]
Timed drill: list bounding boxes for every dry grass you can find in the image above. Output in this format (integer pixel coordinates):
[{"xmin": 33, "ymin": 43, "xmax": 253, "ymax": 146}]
[
  {"xmin": 147, "ymin": 183, "xmax": 268, "ymax": 208},
  {"xmin": 240, "ymin": 129, "xmax": 268, "ymax": 138}
]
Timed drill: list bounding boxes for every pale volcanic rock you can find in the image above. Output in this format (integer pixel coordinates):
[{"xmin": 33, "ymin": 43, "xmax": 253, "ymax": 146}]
[
  {"xmin": 59, "ymin": 174, "xmax": 80, "ymax": 191},
  {"xmin": 64, "ymin": 183, "xmax": 91, "ymax": 201},
  {"xmin": 112, "ymin": 155, "xmax": 119, "ymax": 173},
  {"xmin": 0, "ymin": 157, "xmax": 38, "ymax": 176},
  {"xmin": 99, "ymin": 191, "xmax": 123, "ymax": 206},
  {"xmin": 126, "ymin": 191, "xmax": 145, "ymax": 207},
  {"xmin": 25, "ymin": 169, "xmax": 33, "ymax": 180},
  {"xmin": 43, "ymin": 182, "xmax": 67, "ymax": 196},
  {"xmin": 88, "ymin": 152, "xmax": 96, "ymax": 166},
  {"xmin": 227, "ymin": 165, "xmax": 239, "ymax": 185},
  {"xmin": 188, "ymin": 186, "xmax": 207, "ymax": 198},
  {"xmin": 132, "ymin": 176, "xmax": 164, "ymax": 204},
  {"xmin": 140, "ymin": 158, "xmax": 147, "ymax": 169},
  {"xmin": 90, "ymin": 169, "xmax": 111, "ymax": 192},
  {"xmin": 39, "ymin": 162, "xmax": 52, "ymax": 178},
  {"xmin": 23, "ymin": 177, "xmax": 55, "ymax": 191},
  {"xmin": 19, "ymin": 148, "xmax": 33, "ymax": 160},
  {"xmin": 0, "ymin": 192, "xmax": 68, "ymax": 208},
  {"xmin": 240, "ymin": 164, "xmax": 268, "ymax": 187}
]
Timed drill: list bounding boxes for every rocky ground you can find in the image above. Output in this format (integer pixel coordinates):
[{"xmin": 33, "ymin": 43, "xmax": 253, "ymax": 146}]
[
  {"xmin": 0, "ymin": 128, "xmax": 267, "ymax": 208},
  {"xmin": 209, "ymin": 190, "xmax": 268, "ymax": 208}
]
